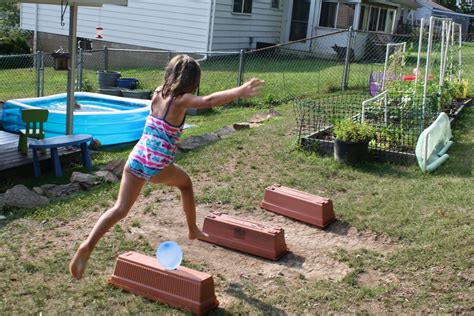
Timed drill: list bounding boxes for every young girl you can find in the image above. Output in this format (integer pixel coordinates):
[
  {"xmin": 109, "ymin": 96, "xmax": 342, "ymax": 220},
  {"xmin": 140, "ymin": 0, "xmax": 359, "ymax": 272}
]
[{"xmin": 69, "ymin": 54, "xmax": 265, "ymax": 280}]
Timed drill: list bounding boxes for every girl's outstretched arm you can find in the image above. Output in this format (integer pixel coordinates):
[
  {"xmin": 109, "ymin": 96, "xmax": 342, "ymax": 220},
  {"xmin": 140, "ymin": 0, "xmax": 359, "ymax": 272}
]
[{"xmin": 177, "ymin": 78, "xmax": 265, "ymax": 109}]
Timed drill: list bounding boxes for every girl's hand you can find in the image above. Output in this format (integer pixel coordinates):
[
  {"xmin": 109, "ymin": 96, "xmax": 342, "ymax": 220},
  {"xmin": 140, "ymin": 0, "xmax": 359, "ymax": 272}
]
[{"xmin": 240, "ymin": 78, "xmax": 265, "ymax": 97}]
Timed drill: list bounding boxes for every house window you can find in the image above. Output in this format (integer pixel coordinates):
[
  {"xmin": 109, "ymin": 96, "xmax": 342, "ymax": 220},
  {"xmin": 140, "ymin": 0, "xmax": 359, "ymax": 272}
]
[
  {"xmin": 336, "ymin": 3, "xmax": 355, "ymax": 28},
  {"xmin": 368, "ymin": 7, "xmax": 379, "ymax": 31},
  {"xmin": 271, "ymin": 0, "xmax": 280, "ymax": 9},
  {"xmin": 319, "ymin": 1, "xmax": 355, "ymax": 29},
  {"xmin": 360, "ymin": 4, "xmax": 396, "ymax": 33},
  {"xmin": 233, "ymin": 0, "xmax": 253, "ymax": 14},
  {"xmin": 319, "ymin": 2, "xmax": 337, "ymax": 28}
]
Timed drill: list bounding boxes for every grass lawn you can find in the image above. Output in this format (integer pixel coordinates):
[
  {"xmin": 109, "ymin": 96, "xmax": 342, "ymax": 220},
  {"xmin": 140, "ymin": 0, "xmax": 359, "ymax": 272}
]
[{"xmin": 0, "ymin": 97, "xmax": 472, "ymax": 313}]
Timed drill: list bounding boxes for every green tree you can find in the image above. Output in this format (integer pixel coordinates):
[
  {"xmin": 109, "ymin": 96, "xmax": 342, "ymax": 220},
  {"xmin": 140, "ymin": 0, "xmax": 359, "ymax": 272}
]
[
  {"xmin": 0, "ymin": 1, "xmax": 20, "ymax": 37},
  {"xmin": 0, "ymin": 2, "xmax": 31, "ymax": 54},
  {"xmin": 435, "ymin": 0, "xmax": 473, "ymax": 13}
]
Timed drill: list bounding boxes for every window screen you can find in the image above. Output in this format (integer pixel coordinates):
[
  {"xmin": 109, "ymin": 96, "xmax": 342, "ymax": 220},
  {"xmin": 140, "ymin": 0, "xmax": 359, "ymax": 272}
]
[{"xmin": 319, "ymin": 2, "xmax": 337, "ymax": 28}]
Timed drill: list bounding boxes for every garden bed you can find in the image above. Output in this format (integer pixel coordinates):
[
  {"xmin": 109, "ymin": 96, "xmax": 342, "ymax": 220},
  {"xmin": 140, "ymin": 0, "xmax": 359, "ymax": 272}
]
[
  {"xmin": 295, "ymin": 93, "xmax": 470, "ymax": 166},
  {"xmin": 443, "ymin": 98, "xmax": 472, "ymax": 126},
  {"xmin": 301, "ymin": 126, "xmax": 417, "ymax": 165}
]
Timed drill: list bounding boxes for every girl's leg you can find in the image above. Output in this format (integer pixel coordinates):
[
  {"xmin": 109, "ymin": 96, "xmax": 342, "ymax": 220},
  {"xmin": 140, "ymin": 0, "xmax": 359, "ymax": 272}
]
[
  {"xmin": 149, "ymin": 163, "xmax": 207, "ymax": 240},
  {"xmin": 69, "ymin": 165, "xmax": 145, "ymax": 280}
]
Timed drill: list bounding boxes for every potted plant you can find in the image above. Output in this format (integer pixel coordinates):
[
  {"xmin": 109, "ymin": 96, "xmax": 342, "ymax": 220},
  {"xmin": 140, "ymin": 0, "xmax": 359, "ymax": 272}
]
[{"xmin": 333, "ymin": 119, "xmax": 375, "ymax": 163}]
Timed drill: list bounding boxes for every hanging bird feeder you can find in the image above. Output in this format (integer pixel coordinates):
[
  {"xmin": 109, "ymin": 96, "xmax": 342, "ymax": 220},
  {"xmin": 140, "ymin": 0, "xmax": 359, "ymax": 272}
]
[{"xmin": 96, "ymin": 25, "xmax": 104, "ymax": 39}]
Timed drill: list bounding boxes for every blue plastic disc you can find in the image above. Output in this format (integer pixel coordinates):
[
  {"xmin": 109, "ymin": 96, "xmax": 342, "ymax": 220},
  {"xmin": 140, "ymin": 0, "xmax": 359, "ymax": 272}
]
[{"xmin": 156, "ymin": 241, "xmax": 183, "ymax": 270}]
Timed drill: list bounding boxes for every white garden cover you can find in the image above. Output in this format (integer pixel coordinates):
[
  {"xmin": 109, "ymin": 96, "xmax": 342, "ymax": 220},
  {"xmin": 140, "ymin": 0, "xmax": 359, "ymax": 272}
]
[{"xmin": 415, "ymin": 112, "xmax": 453, "ymax": 172}]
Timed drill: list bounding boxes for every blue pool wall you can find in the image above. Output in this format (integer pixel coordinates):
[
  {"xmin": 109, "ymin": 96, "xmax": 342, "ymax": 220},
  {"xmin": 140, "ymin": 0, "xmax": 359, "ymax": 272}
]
[{"xmin": 2, "ymin": 92, "xmax": 151, "ymax": 146}]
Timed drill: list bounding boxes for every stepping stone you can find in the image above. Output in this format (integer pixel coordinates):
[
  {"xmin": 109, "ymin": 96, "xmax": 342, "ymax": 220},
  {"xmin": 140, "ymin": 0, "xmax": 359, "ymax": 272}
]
[
  {"xmin": 178, "ymin": 133, "xmax": 219, "ymax": 151},
  {"xmin": 101, "ymin": 159, "xmax": 126, "ymax": 178},
  {"xmin": 40, "ymin": 183, "xmax": 82, "ymax": 199},
  {"xmin": 70, "ymin": 171, "xmax": 97, "ymax": 189},
  {"xmin": 4, "ymin": 185, "xmax": 49, "ymax": 209},
  {"xmin": 214, "ymin": 125, "xmax": 236, "ymax": 138}
]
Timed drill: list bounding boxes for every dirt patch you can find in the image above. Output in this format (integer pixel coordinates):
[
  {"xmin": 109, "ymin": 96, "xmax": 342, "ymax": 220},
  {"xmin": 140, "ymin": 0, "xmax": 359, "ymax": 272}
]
[
  {"xmin": 2, "ymin": 184, "xmax": 397, "ymax": 311},
  {"xmin": 124, "ymin": 189, "xmax": 397, "ymax": 305},
  {"xmin": 458, "ymin": 267, "xmax": 474, "ymax": 284},
  {"xmin": 357, "ymin": 268, "xmax": 398, "ymax": 288}
]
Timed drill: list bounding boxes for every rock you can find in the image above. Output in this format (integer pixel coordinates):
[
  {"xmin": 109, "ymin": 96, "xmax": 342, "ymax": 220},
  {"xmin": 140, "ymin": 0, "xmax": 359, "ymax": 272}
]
[
  {"xmin": 215, "ymin": 125, "xmax": 236, "ymax": 138},
  {"xmin": 249, "ymin": 111, "xmax": 281, "ymax": 123},
  {"xmin": 4, "ymin": 185, "xmax": 49, "ymax": 209},
  {"xmin": 0, "ymin": 193, "xmax": 4, "ymax": 210},
  {"xmin": 94, "ymin": 170, "xmax": 119, "ymax": 183},
  {"xmin": 249, "ymin": 112, "xmax": 272, "ymax": 124},
  {"xmin": 70, "ymin": 171, "xmax": 97, "ymax": 189},
  {"xmin": 233, "ymin": 123, "xmax": 250, "ymax": 130},
  {"xmin": 32, "ymin": 187, "xmax": 44, "ymax": 196},
  {"xmin": 101, "ymin": 159, "xmax": 126, "ymax": 178},
  {"xmin": 40, "ymin": 183, "xmax": 82, "ymax": 199},
  {"xmin": 178, "ymin": 133, "xmax": 219, "ymax": 151},
  {"xmin": 0, "ymin": 215, "xmax": 6, "ymax": 220}
]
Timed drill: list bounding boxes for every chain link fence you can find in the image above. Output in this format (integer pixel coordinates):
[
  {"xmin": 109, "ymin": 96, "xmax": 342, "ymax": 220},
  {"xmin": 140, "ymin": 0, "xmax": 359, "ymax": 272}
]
[
  {"xmin": 0, "ymin": 53, "xmax": 40, "ymax": 101},
  {"xmin": 1, "ymin": 28, "xmax": 473, "ymax": 103},
  {"xmin": 1, "ymin": 28, "xmax": 473, "ymax": 120},
  {"xmin": 1, "ymin": 27, "xmax": 472, "ymax": 164}
]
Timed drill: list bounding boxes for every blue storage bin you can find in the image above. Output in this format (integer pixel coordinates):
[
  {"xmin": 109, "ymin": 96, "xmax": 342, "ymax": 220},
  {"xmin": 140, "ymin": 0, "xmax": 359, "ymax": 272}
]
[{"xmin": 117, "ymin": 78, "xmax": 139, "ymax": 89}]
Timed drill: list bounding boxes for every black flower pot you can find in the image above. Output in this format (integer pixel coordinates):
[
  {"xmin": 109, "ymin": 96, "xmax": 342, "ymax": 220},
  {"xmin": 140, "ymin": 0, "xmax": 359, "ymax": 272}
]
[{"xmin": 334, "ymin": 139, "xmax": 369, "ymax": 163}]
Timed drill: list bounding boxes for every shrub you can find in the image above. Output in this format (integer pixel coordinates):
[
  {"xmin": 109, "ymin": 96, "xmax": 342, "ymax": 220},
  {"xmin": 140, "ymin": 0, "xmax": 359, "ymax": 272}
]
[{"xmin": 0, "ymin": 33, "xmax": 30, "ymax": 55}]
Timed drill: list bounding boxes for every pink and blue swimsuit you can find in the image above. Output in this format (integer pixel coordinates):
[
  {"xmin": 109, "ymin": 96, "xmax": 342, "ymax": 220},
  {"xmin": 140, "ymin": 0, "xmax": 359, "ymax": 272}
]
[{"xmin": 127, "ymin": 97, "xmax": 184, "ymax": 180}]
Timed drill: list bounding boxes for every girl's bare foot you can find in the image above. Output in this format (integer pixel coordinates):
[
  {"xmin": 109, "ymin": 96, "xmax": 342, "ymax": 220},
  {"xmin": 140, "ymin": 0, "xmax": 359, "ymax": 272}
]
[
  {"xmin": 188, "ymin": 226, "xmax": 208, "ymax": 241},
  {"xmin": 69, "ymin": 242, "xmax": 91, "ymax": 280}
]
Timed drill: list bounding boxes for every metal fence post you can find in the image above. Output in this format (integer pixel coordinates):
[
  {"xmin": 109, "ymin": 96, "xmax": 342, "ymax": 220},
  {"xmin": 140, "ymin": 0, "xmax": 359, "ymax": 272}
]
[
  {"xmin": 237, "ymin": 49, "xmax": 245, "ymax": 87},
  {"xmin": 342, "ymin": 27, "xmax": 353, "ymax": 91},
  {"xmin": 104, "ymin": 46, "xmax": 109, "ymax": 71},
  {"xmin": 39, "ymin": 51, "xmax": 44, "ymax": 96},
  {"xmin": 36, "ymin": 52, "xmax": 41, "ymax": 97},
  {"xmin": 236, "ymin": 49, "xmax": 245, "ymax": 105},
  {"xmin": 77, "ymin": 48, "xmax": 84, "ymax": 91}
]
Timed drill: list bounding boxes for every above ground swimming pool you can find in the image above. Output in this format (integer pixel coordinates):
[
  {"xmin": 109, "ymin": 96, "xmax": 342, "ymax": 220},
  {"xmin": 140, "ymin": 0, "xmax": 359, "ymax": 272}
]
[{"xmin": 2, "ymin": 92, "xmax": 152, "ymax": 146}]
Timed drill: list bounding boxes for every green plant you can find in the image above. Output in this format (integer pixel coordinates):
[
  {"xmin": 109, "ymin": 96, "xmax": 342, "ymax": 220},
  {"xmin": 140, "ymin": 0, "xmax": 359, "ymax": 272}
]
[
  {"xmin": 441, "ymin": 79, "xmax": 462, "ymax": 105},
  {"xmin": 81, "ymin": 78, "xmax": 93, "ymax": 92},
  {"xmin": 136, "ymin": 80, "xmax": 147, "ymax": 90},
  {"xmin": 0, "ymin": 32, "xmax": 30, "ymax": 54},
  {"xmin": 333, "ymin": 120, "xmax": 375, "ymax": 143},
  {"xmin": 0, "ymin": 1, "xmax": 20, "ymax": 37}
]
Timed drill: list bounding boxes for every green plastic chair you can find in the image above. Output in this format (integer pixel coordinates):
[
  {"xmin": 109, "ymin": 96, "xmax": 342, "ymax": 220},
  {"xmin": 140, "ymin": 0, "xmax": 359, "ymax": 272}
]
[{"xmin": 18, "ymin": 109, "xmax": 49, "ymax": 154}]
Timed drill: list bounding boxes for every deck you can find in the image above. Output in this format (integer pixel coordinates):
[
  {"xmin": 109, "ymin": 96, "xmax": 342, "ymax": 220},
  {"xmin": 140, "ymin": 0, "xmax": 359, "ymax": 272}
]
[{"xmin": 0, "ymin": 130, "xmax": 80, "ymax": 173}]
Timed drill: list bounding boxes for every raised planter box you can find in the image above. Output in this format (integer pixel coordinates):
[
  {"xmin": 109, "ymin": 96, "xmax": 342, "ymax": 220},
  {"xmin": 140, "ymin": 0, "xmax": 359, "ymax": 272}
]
[
  {"xmin": 121, "ymin": 89, "xmax": 151, "ymax": 99},
  {"xmin": 301, "ymin": 127, "xmax": 417, "ymax": 165},
  {"xmin": 260, "ymin": 184, "xmax": 336, "ymax": 229},
  {"xmin": 199, "ymin": 211, "xmax": 288, "ymax": 260},
  {"xmin": 186, "ymin": 108, "xmax": 210, "ymax": 116},
  {"xmin": 98, "ymin": 87, "xmax": 122, "ymax": 97},
  {"xmin": 447, "ymin": 98, "xmax": 471, "ymax": 126},
  {"xmin": 108, "ymin": 252, "xmax": 219, "ymax": 315}
]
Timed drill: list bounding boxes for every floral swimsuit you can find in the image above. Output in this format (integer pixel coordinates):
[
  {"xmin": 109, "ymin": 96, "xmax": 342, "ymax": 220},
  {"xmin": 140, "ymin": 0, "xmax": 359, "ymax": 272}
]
[{"xmin": 127, "ymin": 97, "xmax": 184, "ymax": 180}]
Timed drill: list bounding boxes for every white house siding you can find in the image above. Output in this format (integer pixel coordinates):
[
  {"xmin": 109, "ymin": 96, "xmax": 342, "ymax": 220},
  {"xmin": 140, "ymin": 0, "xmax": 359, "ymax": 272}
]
[
  {"xmin": 211, "ymin": 0, "xmax": 283, "ymax": 51},
  {"xmin": 415, "ymin": 5, "xmax": 433, "ymax": 20},
  {"xmin": 21, "ymin": 0, "xmax": 211, "ymax": 52}
]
